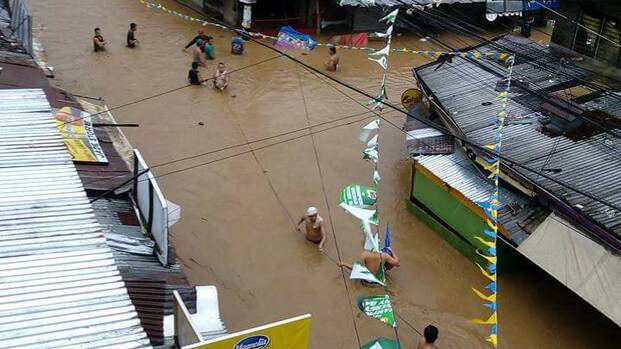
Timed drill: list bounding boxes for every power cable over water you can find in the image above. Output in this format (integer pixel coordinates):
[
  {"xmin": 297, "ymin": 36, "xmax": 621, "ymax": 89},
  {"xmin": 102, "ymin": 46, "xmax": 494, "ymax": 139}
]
[
  {"xmin": 59, "ymin": 54, "xmax": 284, "ymax": 127},
  {"xmin": 139, "ymin": 1, "xmax": 621, "ymax": 215}
]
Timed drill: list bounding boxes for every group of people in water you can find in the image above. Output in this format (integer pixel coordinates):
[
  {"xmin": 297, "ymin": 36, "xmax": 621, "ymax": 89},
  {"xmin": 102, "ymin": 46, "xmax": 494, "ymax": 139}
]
[
  {"xmin": 92, "ymin": 23, "xmax": 138, "ymax": 51},
  {"xmin": 183, "ymin": 29, "xmax": 229, "ymax": 90},
  {"xmin": 92, "ymin": 25, "xmax": 229, "ymax": 90},
  {"xmin": 296, "ymin": 206, "xmax": 438, "ymax": 348},
  {"xmin": 93, "ymin": 22, "xmax": 433, "ymax": 346}
]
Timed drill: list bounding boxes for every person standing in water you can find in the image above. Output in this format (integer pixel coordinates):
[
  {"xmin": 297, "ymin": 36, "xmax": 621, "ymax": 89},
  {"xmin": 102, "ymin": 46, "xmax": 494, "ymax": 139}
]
[
  {"xmin": 188, "ymin": 62, "xmax": 203, "ymax": 86},
  {"xmin": 126, "ymin": 23, "xmax": 138, "ymax": 48},
  {"xmin": 325, "ymin": 47, "xmax": 339, "ymax": 71},
  {"xmin": 184, "ymin": 29, "xmax": 210, "ymax": 52},
  {"xmin": 340, "ymin": 246, "xmax": 400, "ymax": 283},
  {"xmin": 93, "ymin": 28, "xmax": 106, "ymax": 52},
  {"xmin": 418, "ymin": 325, "xmax": 439, "ymax": 349},
  {"xmin": 296, "ymin": 207, "xmax": 326, "ymax": 252},
  {"xmin": 192, "ymin": 39, "xmax": 205, "ymax": 67},
  {"xmin": 203, "ymin": 37, "xmax": 215, "ymax": 60},
  {"xmin": 213, "ymin": 62, "xmax": 229, "ymax": 90}
]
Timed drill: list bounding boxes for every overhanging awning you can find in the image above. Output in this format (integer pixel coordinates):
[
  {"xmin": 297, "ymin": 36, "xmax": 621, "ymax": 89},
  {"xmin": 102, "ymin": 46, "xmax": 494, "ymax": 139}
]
[{"xmin": 518, "ymin": 213, "xmax": 621, "ymax": 327}]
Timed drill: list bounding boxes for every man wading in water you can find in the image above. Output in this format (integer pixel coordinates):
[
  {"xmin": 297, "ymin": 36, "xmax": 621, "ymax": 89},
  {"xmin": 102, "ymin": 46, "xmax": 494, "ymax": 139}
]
[
  {"xmin": 340, "ymin": 246, "xmax": 400, "ymax": 285},
  {"xmin": 296, "ymin": 207, "xmax": 326, "ymax": 252}
]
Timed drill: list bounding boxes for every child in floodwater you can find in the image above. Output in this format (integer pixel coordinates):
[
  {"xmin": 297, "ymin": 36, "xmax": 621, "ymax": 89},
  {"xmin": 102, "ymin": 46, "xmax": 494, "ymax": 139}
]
[
  {"xmin": 213, "ymin": 62, "xmax": 229, "ymax": 90},
  {"xmin": 93, "ymin": 28, "xmax": 106, "ymax": 52},
  {"xmin": 325, "ymin": 47, "xmax": 339, "ymax": 71},
  {"xmin": 418, "ymin": 325, "xmax": 439, "ymax": 349}
]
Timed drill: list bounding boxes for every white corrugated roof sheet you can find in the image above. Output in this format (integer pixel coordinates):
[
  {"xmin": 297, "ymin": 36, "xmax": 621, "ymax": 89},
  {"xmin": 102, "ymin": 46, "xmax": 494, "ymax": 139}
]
[{"xmin": 0, "ymin": 89, "xmax": 151, "ymax": 349}]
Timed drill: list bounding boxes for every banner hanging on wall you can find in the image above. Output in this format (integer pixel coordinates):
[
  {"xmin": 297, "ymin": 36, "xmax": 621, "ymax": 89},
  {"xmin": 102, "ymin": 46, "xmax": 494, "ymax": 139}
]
[{"xmin": 54, "ymin": 106, "xmax": 108, "ymax": 164}]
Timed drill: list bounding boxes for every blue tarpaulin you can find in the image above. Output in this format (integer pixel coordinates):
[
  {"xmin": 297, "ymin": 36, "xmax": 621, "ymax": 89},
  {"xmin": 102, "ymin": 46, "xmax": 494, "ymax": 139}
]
[{"xmin": 275, "ymin": 26, "xmax": 317, "ymax": 50}]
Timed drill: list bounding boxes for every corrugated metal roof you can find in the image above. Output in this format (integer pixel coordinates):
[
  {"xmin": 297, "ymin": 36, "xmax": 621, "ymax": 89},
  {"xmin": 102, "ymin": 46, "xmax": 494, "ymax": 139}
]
[
  {"xmin": 0, "ymin": 89, "xmax": 151, "ymax": 349},
  {"xmin": 582, "ymin": 92, "xmax": 621, "ymax": 119},
  {"xmin": 92, "ymin": 196, "xmax": 201, "ymax": 347},
  {"xmin": 415, "ymin": 150, "xmax": 547, "ymax": 244},
  {"xmin": 415, "ymin": 35, "xmax": 621, "ymax": 242}
]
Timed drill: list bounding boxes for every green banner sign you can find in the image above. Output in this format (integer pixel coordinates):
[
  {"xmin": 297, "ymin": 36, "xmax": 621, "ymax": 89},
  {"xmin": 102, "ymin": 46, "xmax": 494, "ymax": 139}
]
[
  {"xmin": 340, "ymin": 184, "xmax": 377, "ymax": 208},
  {"xmin": 357, "ymin": 295, "xmax": 396, "ymax": 328}
]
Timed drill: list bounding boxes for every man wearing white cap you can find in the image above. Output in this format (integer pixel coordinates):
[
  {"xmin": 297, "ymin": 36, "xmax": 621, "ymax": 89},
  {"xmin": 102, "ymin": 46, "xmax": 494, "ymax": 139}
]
[{"xmin": 296, "ymin": 206, "xmax": 327, "ymax": 252}]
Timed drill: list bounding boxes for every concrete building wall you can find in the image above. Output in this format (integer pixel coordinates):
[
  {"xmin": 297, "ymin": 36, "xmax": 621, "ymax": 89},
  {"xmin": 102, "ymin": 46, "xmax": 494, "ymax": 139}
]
[{"xmin": 550, "ymin": 0, "xmax": 621, "ymax": 78}]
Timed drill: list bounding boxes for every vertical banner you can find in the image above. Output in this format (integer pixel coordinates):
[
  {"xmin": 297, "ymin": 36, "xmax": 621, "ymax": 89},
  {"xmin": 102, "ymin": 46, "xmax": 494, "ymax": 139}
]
[{"xmin": 471, "ymin": 55, "xmax": 515, "ymax": 348}]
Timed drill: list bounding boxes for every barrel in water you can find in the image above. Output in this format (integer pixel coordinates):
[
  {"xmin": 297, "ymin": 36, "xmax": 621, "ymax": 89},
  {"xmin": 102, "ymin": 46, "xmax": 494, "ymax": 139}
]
[{"xmin": 232, "ymin": 36, "xmax": 244, "ymax": 55}]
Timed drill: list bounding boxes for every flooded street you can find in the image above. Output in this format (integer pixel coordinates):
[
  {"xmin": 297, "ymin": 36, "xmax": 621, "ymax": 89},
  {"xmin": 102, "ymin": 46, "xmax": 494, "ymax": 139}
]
[{"xmin": 28, "ymin": 0, "xmax": 620, "ymax": 348}]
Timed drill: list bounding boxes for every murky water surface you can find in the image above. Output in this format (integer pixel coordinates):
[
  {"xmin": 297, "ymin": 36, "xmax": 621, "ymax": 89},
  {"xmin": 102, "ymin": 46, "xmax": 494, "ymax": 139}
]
[{"xmin": 28, "ymin": 1, "xmax": 620, "ymax": 347}]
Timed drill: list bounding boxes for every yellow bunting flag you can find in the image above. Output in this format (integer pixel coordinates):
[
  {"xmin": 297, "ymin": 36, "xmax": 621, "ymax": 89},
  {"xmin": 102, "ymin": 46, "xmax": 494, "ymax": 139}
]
[
  {"xmin": 487, "ymin": 334, "xmax": 498, "ymax": 347},
  {"xmin": 486, "ymin": 219, "xmax": 498, "ymax": 231},
  {"xmin": 472, "ymin": 287, "xmax": 496, "ymax": 302},
  {"xmin": 484, "ymin": 161, "xmax": 499, "ymax": 171},
  {"xmin": 476, "ymin": 263, "xmax": 497, "ymax": 282},
  {"xmin": 477, "ymin": 250, "xmax": 497, "ymax": 264},
  {"xmin": 473, "ymin": 311, "xmax": 497, "ymax": 325},
  {"xmin": 475, "ymin": 237, "xmax": 496, "ymax": 249}
]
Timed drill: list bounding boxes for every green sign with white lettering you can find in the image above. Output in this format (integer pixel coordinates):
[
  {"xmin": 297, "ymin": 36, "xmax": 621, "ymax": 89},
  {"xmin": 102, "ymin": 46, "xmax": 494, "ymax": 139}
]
[{"xmin": 357, "ymin": 295, "xmax": 396, "ymax": 328}]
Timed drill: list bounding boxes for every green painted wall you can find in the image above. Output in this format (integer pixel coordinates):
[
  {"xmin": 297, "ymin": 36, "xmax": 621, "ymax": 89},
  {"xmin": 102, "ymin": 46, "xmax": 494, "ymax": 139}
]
[
  {"xmin": 411, "ymin": 169, "xmax": 489, "ymax": 252},
  {"xmin": 406, "ymin": 200, "xmax": 486, "ymax": 266}
]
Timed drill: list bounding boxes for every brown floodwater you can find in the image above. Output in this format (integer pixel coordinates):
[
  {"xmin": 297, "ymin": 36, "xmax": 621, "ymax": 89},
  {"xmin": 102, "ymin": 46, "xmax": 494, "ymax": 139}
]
[{"xmin": 27, "ymin": 0, "xmax": 620, "ymax": 348}]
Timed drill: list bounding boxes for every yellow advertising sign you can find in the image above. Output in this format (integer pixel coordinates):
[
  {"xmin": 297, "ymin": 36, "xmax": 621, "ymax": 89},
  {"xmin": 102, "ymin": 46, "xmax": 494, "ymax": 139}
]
[
  {"xmin": 184, "ymin": 314, "xmax": 311, "ymax": 349},
  {"xmin": 400, "ymin": 88, "xmax": 422, "ymax": 111},
  {"xmin": 54, "ymin": 106, "xmax": 108, "ymax": 164}
]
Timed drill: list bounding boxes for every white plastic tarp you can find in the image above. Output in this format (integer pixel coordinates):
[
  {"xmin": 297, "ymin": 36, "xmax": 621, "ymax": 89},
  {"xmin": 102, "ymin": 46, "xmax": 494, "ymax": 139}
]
[{"xmin": 517, "ymin": 213, "xmax": 621, "ymax": 326}]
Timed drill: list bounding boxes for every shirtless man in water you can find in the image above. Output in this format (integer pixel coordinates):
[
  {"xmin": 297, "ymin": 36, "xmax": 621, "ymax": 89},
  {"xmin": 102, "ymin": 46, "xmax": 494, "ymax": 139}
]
[
  {"xmin": 340, "ymin": 246, "xmax": 400, "ymax": 278},
  {"xmin": 296, "ymin": 207, "xmax": 326, "ymax": 251}
]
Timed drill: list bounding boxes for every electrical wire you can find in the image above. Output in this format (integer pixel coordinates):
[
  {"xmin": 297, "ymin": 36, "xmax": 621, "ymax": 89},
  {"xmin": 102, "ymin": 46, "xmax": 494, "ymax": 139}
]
[
  {"xmin": 138, "ymin": 0, "xmax": 621, "ymax": 215},
  {"xmin": 295, "ymin": 68, "xmax": 363, "ymax": 347},
  {"xmin": 408, "ymin": 5, "xmax": 621, "ymax": 140},
  {"xmin": 80, "ymin": 108, "xmax": 387, "ymax": 188},
  {"xmin": 531, "ymin": 0, "xmax": 621, "ymax": 48},
  {"xmin": 58, "ymin": 54, "xmax": 284, "ymax": 127},
  {"xmin": 408, "ymin": 5, "xmax": 621, "ymax": 165},
  {"xmin": 450, "ymin": 0, "xmax": 621, "ymax": 87}
]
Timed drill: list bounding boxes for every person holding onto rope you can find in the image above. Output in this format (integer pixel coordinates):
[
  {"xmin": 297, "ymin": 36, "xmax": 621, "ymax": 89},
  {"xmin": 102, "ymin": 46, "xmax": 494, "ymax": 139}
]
[
  {"xmin": 184, "ymin": 29, "xmax": 210, "ymax": 52},
  {"xmin": 296, "ymin": 207, "xmax": 326, "ymax": 252},
  {"xmin": 340, "ymin": 246, "xmax": 400, "ymax": 284},
  {"xmin": 213, "ymin": 62, "xmax": 229, "ymax": 90}
]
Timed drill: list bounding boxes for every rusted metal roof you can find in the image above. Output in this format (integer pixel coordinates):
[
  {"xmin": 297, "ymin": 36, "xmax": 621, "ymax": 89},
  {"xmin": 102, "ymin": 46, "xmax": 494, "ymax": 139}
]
[
  {"xmin": 415, "ymin": 35, "xmax": 621, "ymax": 248},
  {"xmin": 0, "ymin": 89, "xmax": 151, "ymax": 348}
]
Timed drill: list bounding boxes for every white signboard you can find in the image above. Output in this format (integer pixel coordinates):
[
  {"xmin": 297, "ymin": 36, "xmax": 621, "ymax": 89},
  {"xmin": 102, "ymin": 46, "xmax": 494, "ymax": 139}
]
[{"xmin": 134, "ymin": 149, "xmax": 169, "ymax": 266}]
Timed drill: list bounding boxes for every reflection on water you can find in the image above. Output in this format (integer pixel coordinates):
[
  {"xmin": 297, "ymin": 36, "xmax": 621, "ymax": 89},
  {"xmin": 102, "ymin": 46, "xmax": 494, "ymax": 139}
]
[{"xmin": 28, "ymin": 0, "xmax": 620, "ymax": 348}]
